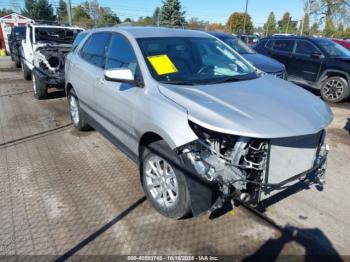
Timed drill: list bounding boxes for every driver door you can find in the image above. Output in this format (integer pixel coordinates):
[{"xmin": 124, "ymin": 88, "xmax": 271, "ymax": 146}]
[{"xmin": 95, "ymin": 33, "xmax": 142, "ymax": 155}]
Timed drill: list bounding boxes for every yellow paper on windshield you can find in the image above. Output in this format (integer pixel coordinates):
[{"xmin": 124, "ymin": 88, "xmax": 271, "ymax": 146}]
[{"xmin": 147, "ymin": 55, "xmax": 178, "ymax": 75}]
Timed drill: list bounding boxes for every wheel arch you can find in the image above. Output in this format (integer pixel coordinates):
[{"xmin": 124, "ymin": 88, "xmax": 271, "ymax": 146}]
[
  {"xmin": 65, "ymin": 82, "xmax": 74, "ymax": 96},
  {"xmin": 318, "ymin": 69, "xmax": 350, "ymax": 85}
]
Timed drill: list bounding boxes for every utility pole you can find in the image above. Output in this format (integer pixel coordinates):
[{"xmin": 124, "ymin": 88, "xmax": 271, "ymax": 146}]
[
  {"xmin": 243, "ymin": 0, "xmax": 249, "ymax": 34},
  {"xmin": 66, "ymin": 0, "xmax": 72, "ymax": 26}
]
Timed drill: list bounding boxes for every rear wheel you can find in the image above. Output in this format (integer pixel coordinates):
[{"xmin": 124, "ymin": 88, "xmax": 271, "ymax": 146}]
[
  {"xmin": 32, "ymin": 71, "xmax": 48, "ymax": 99},
  {"xmin": 141, "ymin": 140, "xmax": 192, "ymax": 219},
  {"xmin": 320, "ymin": 76, "xmax": 349, "ymax": 103},
  {"xmin": 68, "ymin": 89, "xmax": 91, "ymax": 131}
]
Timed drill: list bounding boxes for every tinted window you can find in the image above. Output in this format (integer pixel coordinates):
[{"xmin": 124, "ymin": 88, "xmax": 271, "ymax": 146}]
[
  {"xmin": 295, "ymin": 40, "xmax": 318, "ymax": 55},
  {"xmin": 80, "ymin": 33, "xmax": 111, "ymax": 68},
  {"xmin": 72, "ymin": 32, "xmax": 87, "ymax": 51},
  {"xmin": 105, "ymin": 34, "xmax": 138, "ymax": 76},
  {"xmin": 273, "ymin": 40, "xmax": 294, "ymax": 52},
  {"xmin": 266, "ymin": 40, "xmax": 274, "ymax": 49},
  {"xmin": 314, "ymin": 38, "xmax": 350, "ymax": 57}
]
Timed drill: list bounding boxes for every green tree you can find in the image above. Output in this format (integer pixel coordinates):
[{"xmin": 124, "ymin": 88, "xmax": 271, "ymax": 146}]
[
  {"xmin": 333, "ymin": 23, "xmax": 344, "ymax": 38},
  {"xmin": 278, "ymin": 12, "xmax": 298, "ymax": 34},
  {"xmin": 187, "ymin": 17, "xmax": 209, "ymax": 30},
  {"xmin": 152, "ymin": 7, "xmax": 161, "ymax": 25},
  {"xmin": 299, "ymin": 13, "xmax": 310, "ymax": 35},
  {"xmin": 73, "ymin": 2, "xmax": 90, "ymax": 21},
  {"xmin": 324, "ymin": 15, "xmax": 335, "ymax": 36},
  {"xmin": 160, "ymin": 0, "xmax": 186, "ymax": 27},
  {"xmin": 123, "ymin": 18, "xmax": 132, "ymax": 23},
  {"xmin": 22, "ymin": 0, "xmax": 55, "ymax": 21},
  {"xmin": 310, "ymin": 22, "xmax": 320, "ymax": 35},
  {"xmin": 0, "ymin": 8, "xmax": 14, "ymax": 17},
  {"xmin": 134, "ymin": 16, "xmax": 154, "ymax": 26},
  {"xmin": 57, "ymin": 0, "xmax": 68, "ymax": 24},
  {"xmin": 97, "ymin": 7, "xmax": 120, "ymax": 26},
  {"xmin": 226, "ymin": 12, "xmax": 254, "ymax": 34},
  {"xmin": 263, "ymin": 12, "xmax": 277, "ymax": 36}
]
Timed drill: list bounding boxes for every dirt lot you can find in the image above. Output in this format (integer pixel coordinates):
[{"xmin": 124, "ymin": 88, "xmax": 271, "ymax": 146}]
[{"xmin": 0, "ymin": 56, "xmax": 349, "ymax": 260}]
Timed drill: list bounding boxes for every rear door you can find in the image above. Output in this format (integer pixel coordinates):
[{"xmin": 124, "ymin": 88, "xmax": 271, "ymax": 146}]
[
  {"xmin": 95, "ymin": 33, "xmax": 142, "ymax": 154},
  {"xmin": 270, "ymin": 39, "xmax": 295, "ymax": 73},
  {"xmin": 289, "ymin": 40, "xmax": 323, "ymax": 82},
  {"xmin": 70, "ymin": 32, "xmax": 111, "ymax": 118}
]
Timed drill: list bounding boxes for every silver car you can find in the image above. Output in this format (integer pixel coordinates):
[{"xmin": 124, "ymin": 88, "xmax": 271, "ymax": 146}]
[{"xmin": 65, "ymin": 27, "xmax": 333, "ymax": 219}]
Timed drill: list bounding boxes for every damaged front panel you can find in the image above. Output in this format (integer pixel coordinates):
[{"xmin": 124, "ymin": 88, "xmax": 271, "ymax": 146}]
[
  {"xmin": 181, "ymin": 122, "xmax": 328, "ymax": 209},
  {"xmin": 33, "ymin": 44, "xmax": 71, "ymax": 86}
]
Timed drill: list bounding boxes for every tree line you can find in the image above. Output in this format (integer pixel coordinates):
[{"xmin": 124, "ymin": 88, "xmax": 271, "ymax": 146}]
[{"xmin": 1, "ymin": 0, "xmax": 349, "ymax": 38}]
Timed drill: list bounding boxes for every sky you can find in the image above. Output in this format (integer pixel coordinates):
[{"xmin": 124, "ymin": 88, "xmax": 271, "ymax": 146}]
[
  {"xmin": 79, "ymin": 0, "xmax": 306, "ymax": 27},
  {"xmin": 1, "ymin": 0, "xmax": 306, "ymax": 27}
]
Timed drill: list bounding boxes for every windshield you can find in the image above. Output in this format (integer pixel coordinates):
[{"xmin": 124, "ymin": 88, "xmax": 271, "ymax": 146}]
[
  {"xmin": 137, "ymin": 37, "xmax": 257, "ymax": 85},
  {"xmin": 315, "ymin": 38, "xmax": 350, "ymax": 57},
  {"xmin": 221, "ymin": 37, "xmax": 255, "ymax": 54},
  {"xmin": 35, "ymin": 27, "xmax": 83, "ymax": 44}
]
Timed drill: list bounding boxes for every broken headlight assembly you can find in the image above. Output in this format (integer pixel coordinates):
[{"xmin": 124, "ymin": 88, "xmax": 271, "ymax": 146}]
[
  {"xmin": 181, "ymin": 121, "xmax": 329, "ymax": 207},
  {"xmin": 182, "ymin": 121, "xmax": 269, "ymax": 204}
]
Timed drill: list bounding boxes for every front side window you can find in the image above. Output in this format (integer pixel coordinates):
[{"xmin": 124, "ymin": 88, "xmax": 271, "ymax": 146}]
[
  {"xmin": 72, "ymin": 32, "xmax": 88, "ymax": 51},
  {"xmin": 273, "ymin": 40, "xmax": 294, "ymax": 52},
  {"xmin": 105, "ymin": 34, "xmax": 138, "ymax": 76},
  {"xmin": 80, "ymin": 32, "xmax": 111, "ymax": 68},
  {"xmin": 137, "ymin": 37, "xmax": 257, "ymax": 85},
  {"xmin": 295, "ymin": 40, "xmax": 319, "ymax": 55}
]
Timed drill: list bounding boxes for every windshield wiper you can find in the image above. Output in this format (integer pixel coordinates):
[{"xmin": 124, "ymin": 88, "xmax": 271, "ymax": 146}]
[
  {"xmin": 209, "ymin": 76, "xmax": 244, "ymax": 84},
  {"xmin": 160, "ymin": 81, "xmax": 196, "ymax": 86}
]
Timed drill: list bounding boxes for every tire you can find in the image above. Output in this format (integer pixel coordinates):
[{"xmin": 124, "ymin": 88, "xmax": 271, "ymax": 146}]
[
  {"xmin": 14, "ymin": 55, "xmax": 21, "ymax": 68},
  {"xmin": 21, "ymin": 59, "xmax": 31, "ymax": 80},
  {"xmin": 32, "ymin": 71, "xmax": 48, "ymax": 100},
  {"xmin": 320, "ymin": 76, "xmax": 349, "ymax": 103},
  {"xmin": 68, "ymin": 89, "xmax": 91, "ymax": 131},
  {"xmin": 141, "ymin": 140, "xmax": 192, "ymax": 219}
]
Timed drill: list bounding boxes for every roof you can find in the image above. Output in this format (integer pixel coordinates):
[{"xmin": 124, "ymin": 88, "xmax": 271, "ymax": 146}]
[
  {"xmin": 90, "ymin": 26, "xmax": 213, "ymax": 38},
  {"xmin": 208, "ymin": 31, "xmax": 237, "ymax": 39},
  {"xmin": 31, "ymin": 24, "xmax": 83, "ymax": 30}
]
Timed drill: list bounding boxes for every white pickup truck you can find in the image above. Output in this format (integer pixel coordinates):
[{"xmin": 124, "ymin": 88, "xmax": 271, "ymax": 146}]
[{"xmin": 20, "ymin": 24, "xmax": 83, "ymax": 99}]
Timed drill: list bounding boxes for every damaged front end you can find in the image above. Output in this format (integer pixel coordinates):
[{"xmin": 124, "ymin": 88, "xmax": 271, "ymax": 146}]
[
  {"xmin": 180, "ymin": 121, "xmax": 328, "ymax": 213},
  {"xmin": 33, "ymin": 44, "xmax": 71, "ymax": 87}
]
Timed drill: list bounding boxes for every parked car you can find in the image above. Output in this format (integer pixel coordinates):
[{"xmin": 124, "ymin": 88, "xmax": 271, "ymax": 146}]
[
  {"xmin": 65, "ymin": 27, "xmax": 332, "ymax": 219},
  {"xmin": 255, "ymin": 36, "xmax": 350, "ymax": 103},
  {"xmin": 20, "ymin": 24, "xmax": 83, "ymax": 99},
  {"xmin": 209, "ymin": 32, "xmax": 286, "ymax": 78},
  {"xmin": 332, "ymin": 38, "xmax": 350, "ymax": 50},
  {"xmin": 8, "ymin": 26, "xmax": 26, "ymax": 68},
  {"xmin": 239, "ymin": 34, "xmax": 259, "ymax": 46}
]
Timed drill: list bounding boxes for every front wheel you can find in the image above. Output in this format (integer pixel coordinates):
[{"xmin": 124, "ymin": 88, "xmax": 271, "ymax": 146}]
[
  {"xmin": 320, "ymin": 76, "xmax": 349, "ymax": 103},
  {"xmin": 68, "ymin": 89, "xmax": 91, "ymax": 131},
  {"xmin": 141, "ymin": 140, "xmax": 192, "ymax": 219},
  {"xmin": 32, "ymin": 71, "xmax": 47, "ymax": 99}
]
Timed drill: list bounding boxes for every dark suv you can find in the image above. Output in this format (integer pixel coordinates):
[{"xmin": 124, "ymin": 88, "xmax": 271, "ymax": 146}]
[
  {"xmin": 255, "ymin": 36, "xmax": 350, "ymax": 103},
  {"xmin": 8, "ymin": 26, "xmax": 26, "ymax": 68}
]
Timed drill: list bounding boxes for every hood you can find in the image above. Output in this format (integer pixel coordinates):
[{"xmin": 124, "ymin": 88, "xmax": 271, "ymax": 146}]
[
  {"xmin": 158, "ymin": 74, "xmax": 333, "ymax": 139},
  {"xmin": 241, "ymin": 53, "xmax": 285, "ymax": 73}
]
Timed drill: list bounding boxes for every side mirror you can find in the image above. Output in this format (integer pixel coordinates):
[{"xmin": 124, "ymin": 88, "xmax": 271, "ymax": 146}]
[
  {"xmin": 104, "ymin": 68, "xmax": 143, "ymax": 87},
  {"xmin": 311, "ymin": 51, "xmax": 323, "ymax": 58}
]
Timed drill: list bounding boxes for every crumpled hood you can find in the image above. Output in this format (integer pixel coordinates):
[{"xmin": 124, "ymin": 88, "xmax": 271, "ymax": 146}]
[
  {"xmin": 242, "ymin": 53, "xmax": 285, "ymax": 73},
  {"xmin": 158, "ymin": 74, "xmax": 333, "ymax": 138}
]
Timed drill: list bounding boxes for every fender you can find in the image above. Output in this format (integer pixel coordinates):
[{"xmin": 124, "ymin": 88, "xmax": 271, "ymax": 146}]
[{"xmin": 318, "ymin": 69, "xmax": 350, "ymax": 85}]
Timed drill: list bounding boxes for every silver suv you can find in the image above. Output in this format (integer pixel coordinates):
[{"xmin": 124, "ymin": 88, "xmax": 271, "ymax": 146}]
[{"xmin": 65, "ymin": 27, "xmax": 333, "ymax": 219}]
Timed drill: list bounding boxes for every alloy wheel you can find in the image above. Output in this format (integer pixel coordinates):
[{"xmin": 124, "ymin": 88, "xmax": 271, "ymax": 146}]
[
  {"xmin": 144, "ymin": 156, "xmax": 179, "ymax": 208},
  {"xmin": 69, "ymin": 95, "xmax": 80, "ymax": 125},
  {"xmin": 322, "ymin": 79, "xmax": 344, "ymax": 101}
]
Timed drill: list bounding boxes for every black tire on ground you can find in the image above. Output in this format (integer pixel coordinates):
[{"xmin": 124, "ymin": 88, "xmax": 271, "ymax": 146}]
[
  {"xmin": 14, "ymin": 56, "xmax": 21, "ymax": 68},
  {"xmin": 141, "ymin": 140, "xmax": 192, "ymax": 219},
  {"xmin": 21, "ymin": 59, "xmax": 31, "ymax": 80},
  {"xmin": 68, "ymin": 89, "xmax": 91, "ymax": 131},
  {"xmin": 320, "ymin": 76, "xmax": 350, "ymax": 103},
  {"xmin": 32, "ymin": 71, "xmax": 48, "ymax": 100}
]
